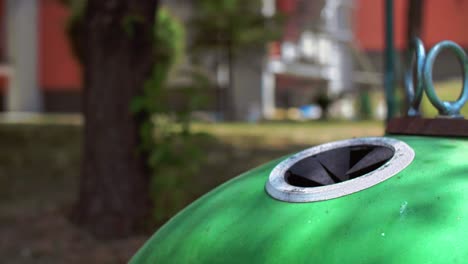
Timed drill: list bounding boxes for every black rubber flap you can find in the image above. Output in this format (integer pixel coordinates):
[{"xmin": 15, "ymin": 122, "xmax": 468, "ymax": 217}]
[{"xmin": 286, "ymin": 145, "xmax": 394, "ymax": 187}]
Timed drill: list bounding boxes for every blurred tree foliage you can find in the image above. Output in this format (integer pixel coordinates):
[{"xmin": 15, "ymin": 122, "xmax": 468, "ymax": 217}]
[
  {"xmin": 191, "ymin": 0, "xmax": 284, "ymax": 120},
  {"xmin": 59, "ymin": 0, "xmax": 284, "ymax": 234},
  {"xmin": 358, "ymin": 89, "xmax": 373, "ymax": 120},
  {"xmin": 130, "ymin": 8, "xmax": 210, "ymax": 225}
]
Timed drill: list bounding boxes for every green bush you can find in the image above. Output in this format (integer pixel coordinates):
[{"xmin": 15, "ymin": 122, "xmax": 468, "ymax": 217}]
[{"xmin": 130, "ymin": 8, "xmax": 212, "ymax": 225}]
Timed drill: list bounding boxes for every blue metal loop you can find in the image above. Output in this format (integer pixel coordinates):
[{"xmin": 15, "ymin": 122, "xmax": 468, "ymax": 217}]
[
  {"xmin": 405, "ymin": 38, "xmax": 426, "ymax": 116},
  {"xmin": 423, "ymin": 41, "xmax": 468, "ymax": 118}
]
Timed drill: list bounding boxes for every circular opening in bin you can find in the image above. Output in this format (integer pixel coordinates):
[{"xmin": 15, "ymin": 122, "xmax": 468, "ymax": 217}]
[
  {"xmin": 266, "ymin": 137, "xmax": 414, "ymax": 203},
  {"xmin": 286, "ymin": 145, "xmax": 394, "ymax": 187}
]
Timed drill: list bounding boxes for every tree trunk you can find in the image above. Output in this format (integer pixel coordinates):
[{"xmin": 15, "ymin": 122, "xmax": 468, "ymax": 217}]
[
  {"xmin": 225, "ymin": 43, "xmax": 236, "ymax": 120},
  {"xmin": 72, "ymin": 0, "xmax": 158, "ymax": 239},
  {"xmin": 406, "ymin": 0, "xmax": 425, "ymax": 44}
]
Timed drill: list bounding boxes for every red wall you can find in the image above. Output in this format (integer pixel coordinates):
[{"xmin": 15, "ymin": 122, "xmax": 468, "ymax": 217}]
[
  {"xmin": 354, "ymin": 0, "xmax": 406, "ymax": 50},
  {"xmin": 355, "ymin": 0, "xmax": 468, "ymax": 51},
  {"xmin": 423, "ymin": 0, "xmax": 468, "ymax": 47},
  {"xmin": 39, "ymin": 0, "xmax": 81, "ymax": 91},
  {"xmin": 0, "ymin": 0, "xmax": 6, "ymax": 90}
]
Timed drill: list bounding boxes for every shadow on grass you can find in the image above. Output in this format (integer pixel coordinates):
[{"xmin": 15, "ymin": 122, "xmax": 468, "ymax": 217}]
[
  {"xmin": 0, "ymin": 124, "xmax": 81, "ymax": 211},
  {"xmin": 0, "ymin": 124, "xmax": 313, "ymax": 226},
  {"xmin": 149, "ymin": 132, "xmax": 314, "ymax": 226}
]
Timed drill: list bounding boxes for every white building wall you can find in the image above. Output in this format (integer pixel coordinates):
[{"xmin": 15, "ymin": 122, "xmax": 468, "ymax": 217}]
[{"xmin": 5, "ymin": 0, "xmax": 42, "ymax": 112}]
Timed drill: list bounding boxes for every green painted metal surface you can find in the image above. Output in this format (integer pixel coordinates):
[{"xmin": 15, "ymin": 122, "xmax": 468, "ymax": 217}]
[{"xmin": 131, "ymin": 136, "xmax": 468, "ymax": 264}]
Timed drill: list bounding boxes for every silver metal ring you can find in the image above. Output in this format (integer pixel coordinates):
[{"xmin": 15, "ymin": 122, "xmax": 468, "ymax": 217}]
[{"xmin": 265, "ymin": 137, "xmax": 415, "ymax": 203}]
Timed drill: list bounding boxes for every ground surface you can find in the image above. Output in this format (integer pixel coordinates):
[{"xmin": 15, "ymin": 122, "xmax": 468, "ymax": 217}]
[{"xmin": 0, "ymin": 119, "xmax": 383, "ymax": 263}]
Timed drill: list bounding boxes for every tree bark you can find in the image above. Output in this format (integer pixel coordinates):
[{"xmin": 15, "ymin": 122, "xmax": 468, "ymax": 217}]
[
  {"xmin": 406, "ymin": 0, "xmax": 425, "ymax": 44},
  {"xmin": 226, "ymin": 42, "xmax": 236, "ymax": 121},
  {"xmin": 71, "ymin": 0, "xmax": 158, "ymax": 239}
]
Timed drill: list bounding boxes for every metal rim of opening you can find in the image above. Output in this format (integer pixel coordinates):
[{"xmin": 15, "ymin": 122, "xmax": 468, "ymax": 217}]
[{"xmin": 265, "ymin": 137, "xmax": 415, "ymax": 203}]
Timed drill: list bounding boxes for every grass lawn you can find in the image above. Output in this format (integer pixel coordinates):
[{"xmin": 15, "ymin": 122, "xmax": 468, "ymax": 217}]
[
  {"xmin": 193, "ymin": 121, "xmax": 383, "ymax": 145},
  {"xmin": 0, "ymin": 120, "xmax": 383, "ymax": 263},
  {"xmin": 420, "ymin": 79, "xmax": 468, "ymax": 117}
]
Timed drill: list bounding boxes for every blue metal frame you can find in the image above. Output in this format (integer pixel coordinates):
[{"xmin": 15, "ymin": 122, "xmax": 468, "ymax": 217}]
[
  {"xmin": 423, "ymin": 41, "xmax": 468, "ymax": 117},
  {"xmin": 387, "ymin": 3, "xmax": 468, "ymax": 118},
  {"xmin": 404, "ymin": 38, "xmax": 425, "ymax": 116}
]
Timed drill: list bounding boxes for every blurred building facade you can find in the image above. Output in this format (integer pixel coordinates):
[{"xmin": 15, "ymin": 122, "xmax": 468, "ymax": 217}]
[
  {"xmin": 1, "ymin": 0, "xmax": 468, "ymax": 118},
  {"xmin": 263, "ymin": 0, "xmax": 355, "ymax": 119},
  {"xmin": 266, "ymin": 0, "xmax": 468, "ymax": 120},
  {"xmin": 0, "ymin": 0, "xmax": 81, "ymax": 112}
]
